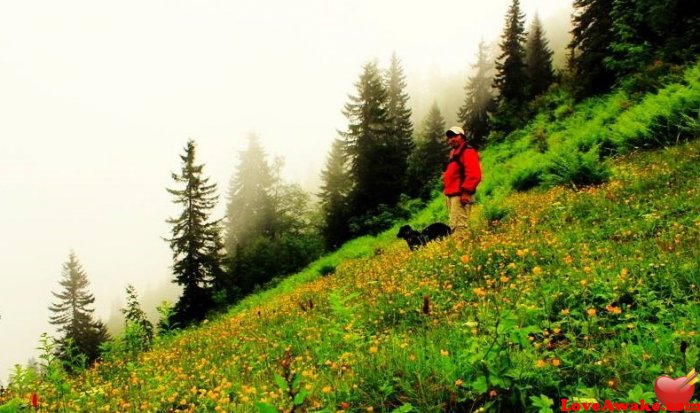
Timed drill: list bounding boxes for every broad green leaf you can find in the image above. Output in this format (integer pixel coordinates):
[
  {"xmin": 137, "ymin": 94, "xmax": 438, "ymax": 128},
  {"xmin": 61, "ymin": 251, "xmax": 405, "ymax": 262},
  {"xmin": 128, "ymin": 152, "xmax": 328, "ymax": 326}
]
[
  {"xmin": 472, "ymin": 375, "xmax": 488, "ymax": 393},
  {"xmin": 294, "ymin": 389, "xmax": 307, "ymax": 406},
  {"xmin": 274, "ymin": 374, "xmax": 288, "ymax": 391},
  {"xmin": 291, "ymin": 372, "xmax": 301, "ymax": 390},
  {"xmin": 530, "ymin": 394, "xmax": 554, "ymax": 413},
  {"xmin": 390, "ymin": 403, "xmax": 413, "ymax": 413},
  {"xmin": 256, "ymin": 402, "xmax": 279, "ymax": 413}
]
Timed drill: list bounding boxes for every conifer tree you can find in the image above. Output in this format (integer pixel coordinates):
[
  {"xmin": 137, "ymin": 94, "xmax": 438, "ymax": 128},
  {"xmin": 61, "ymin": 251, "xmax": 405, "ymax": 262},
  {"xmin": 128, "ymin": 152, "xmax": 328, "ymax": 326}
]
[
  {"xmin": 166, "ymin": 139, "xmax": 225, "ymax": 325},
  {"xmin": 319, "ymin": 139, "xmax": 352, "ymax": 249},
  {"xmin": 606, "ymin": 0, "xmax": 699, "ymax": 81},
  {"xmin": 492, "ymin": 0, "xmax": 529, "ymax": 132},
  {"xmin": 458, "ymin": 40, "xmax": 496, "ymax": 148},
  {"xmin": 224, "ymin": 134, "xmax": 275, "ymax": 252},
  {"xmin": 120, "ymin": 285, "xmax": 153, "ymax": 348},
  {"xmin": 407, "ymin": 102, "xmax": 450, "ymax": 199},
  {"xmin": 525, "ymin": 14, "xmax": 555, "ymax": 98},
  {"xmin": 569, "ymin": 0, "xmax": 615, "ymax": 97},
  {"xmin": 268, "ymin": 157, "xmax": 316, "ymax": 237},
  {"xmin": 49, "ymin": 252, "xmax": 109, "ymax": 365},
  {"xmin": 384, "ymin": 52, "xmax": 414, "ymax": 195},
  {"xmin": 224, "ymin": 137, "xmax": 322, "ymax": 295},
  {"xmin": 342, "ymin": 61, "xmax": 403, "ymax": 233}
]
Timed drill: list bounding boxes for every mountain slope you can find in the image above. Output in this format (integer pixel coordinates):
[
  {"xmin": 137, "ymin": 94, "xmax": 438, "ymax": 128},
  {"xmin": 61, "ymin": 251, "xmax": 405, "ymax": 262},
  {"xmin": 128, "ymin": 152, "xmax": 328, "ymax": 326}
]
[
  {"xmin": 2, "ymin": 63, "xmax": 699, "ymax": 413},
  {"xmin": 3, "ymin": 138, "xmax": 698, "ymax": 412}
]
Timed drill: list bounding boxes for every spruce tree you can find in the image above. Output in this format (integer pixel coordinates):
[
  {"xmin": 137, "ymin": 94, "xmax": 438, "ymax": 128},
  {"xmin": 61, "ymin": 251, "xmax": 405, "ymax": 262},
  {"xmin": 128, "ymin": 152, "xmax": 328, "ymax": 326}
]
[
  {"xmin": 224, "ymin": 134, "xmax": 275, "ymax": 252},
  {"xmin": 407, "ymin": 102, "xmax": 450, "ymax": 200},
  {"xmin": 120, "ymin": 285, "xmax": 154, "ymax": 348},
  {"xmin": 492, "ymin": 0, "xmax": 529, "ymax": 132},
  {"xmin": 166, "ymin": 139, "xmax": 225, "ymax": 325},
  {"xmin": 569, "ymin": 0, "xmax": 615, "ymax": 97},
  {"xmin": 525, "ymin": 14, "xmax": 555, "ymax": 98},
  {"xmin": 384, "ymin": 52, "xmax": 414, "ymax": 195},
  {"xmin": 48, "ymin": 252, "xmax": 109, "ymax": 365},
  {"xmin": 342, "ymin": 61, "xmax": 402, "ymax": 233},
  {"xmin": 458, "ymin": 40, "xmax": 497, "ymax": 148},
  {"xmin": 319, "ymin": 139, "xmax": 352, "ymax": 249},
  {"xmin": 606, "ymin": 0, "xmax": 699, "ymax": 81}
]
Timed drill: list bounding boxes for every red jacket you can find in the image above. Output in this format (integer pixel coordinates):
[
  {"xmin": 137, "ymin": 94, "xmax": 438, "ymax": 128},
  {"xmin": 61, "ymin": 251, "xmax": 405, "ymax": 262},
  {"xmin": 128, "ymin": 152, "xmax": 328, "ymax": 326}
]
[{"xmin": 443, "ymin": 143, "xmax": 482, "ymax": 196}]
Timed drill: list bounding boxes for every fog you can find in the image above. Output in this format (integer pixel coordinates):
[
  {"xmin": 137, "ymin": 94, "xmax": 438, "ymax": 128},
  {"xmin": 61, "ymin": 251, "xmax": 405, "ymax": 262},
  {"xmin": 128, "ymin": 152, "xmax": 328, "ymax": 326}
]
[{"xmin": 0, "ymin": 0, "xmax": 572, "ymax": 383}]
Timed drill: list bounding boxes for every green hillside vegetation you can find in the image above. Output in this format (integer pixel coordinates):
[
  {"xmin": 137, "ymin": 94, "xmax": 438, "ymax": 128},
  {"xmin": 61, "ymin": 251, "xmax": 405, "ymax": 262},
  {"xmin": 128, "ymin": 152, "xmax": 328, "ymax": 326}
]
[{"xmin": 2, "ymin": 63, "xmax": 699, "ymax": 412}]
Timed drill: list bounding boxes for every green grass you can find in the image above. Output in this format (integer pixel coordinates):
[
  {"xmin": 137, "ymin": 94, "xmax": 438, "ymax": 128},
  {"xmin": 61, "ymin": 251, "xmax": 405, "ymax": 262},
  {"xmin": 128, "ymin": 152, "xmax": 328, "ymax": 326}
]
[
  {"xmin": 6, "ymin": 137, "xmax": 696, "ymax": 413},
  {"xmin": 2, "ymin": 64, "xmax": 700, "ymax": 413}
]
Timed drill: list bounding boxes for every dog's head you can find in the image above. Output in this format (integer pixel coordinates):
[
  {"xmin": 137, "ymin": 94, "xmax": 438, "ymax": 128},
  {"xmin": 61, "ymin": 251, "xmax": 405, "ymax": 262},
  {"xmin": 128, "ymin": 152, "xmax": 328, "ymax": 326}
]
[{"xmin": 396, "ymin": 225, "xmax": 414, "ymax": 239}]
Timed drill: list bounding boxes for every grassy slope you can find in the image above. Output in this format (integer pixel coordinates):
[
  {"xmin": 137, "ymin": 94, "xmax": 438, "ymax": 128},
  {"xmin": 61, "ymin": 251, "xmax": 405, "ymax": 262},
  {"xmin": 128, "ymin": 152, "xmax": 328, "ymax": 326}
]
[
  {"xmin": 2, "ymin": 65, "xmax": 699, "ymax": 412},
  {"xmin": 6, "ymin": 141, "xmax": 698, "ymax": 412}
]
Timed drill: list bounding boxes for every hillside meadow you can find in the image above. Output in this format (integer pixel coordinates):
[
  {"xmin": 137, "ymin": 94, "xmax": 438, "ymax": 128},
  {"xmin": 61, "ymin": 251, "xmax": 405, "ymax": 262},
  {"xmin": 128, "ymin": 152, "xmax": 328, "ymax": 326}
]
[
  {"xmin": 1, "ymin": 63, "xmax": 699, "ymax": 412},
  {"xmin": 1, "ymin": 142, "xmax": 698, "ymax": 412}
]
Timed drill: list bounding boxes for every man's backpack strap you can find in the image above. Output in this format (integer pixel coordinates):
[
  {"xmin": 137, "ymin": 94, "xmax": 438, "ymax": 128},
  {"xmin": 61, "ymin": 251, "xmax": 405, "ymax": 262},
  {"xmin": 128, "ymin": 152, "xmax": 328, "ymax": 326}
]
[{"xmin": 449, "ymin": 145, "xmax": 470, "ymax": 187}]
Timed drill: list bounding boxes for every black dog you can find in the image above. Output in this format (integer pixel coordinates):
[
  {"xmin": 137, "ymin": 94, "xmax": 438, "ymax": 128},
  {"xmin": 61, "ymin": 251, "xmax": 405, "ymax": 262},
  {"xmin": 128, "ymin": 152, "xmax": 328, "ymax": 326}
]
[{"xmin": 397, "ymin": 223, "xmax": 452, "ymax": 250}]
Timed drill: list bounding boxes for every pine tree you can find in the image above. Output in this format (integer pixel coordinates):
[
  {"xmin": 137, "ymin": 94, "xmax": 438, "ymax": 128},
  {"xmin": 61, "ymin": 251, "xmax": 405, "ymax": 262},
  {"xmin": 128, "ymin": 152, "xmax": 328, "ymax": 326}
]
[
  {"xmin": 407, "ymin": 102, "xmax": 450, "ymax": 199},
  {"xmin": 319, "ymin": 139, "xmax": 352, "ymax": 249},
  {"xmin": 569, "ymin": 0, "xmax": 615, "ymax": 97},
  {"xmin": 458, "ymin": 40, "xmax": 497, "ymax": 148},
  {"xmin": 120, "ymin": 285, "xmax": 154, "ymax": 349},
  {"xmin": 525, "ymin": 14, "xmax": 555, "ymax": 98},
  {"xmin": 49, "ymin": 252, "xmax": 109, "ymax": 365},
  {"xmin": 384, "ymin": 52, "xmax": 414, "ymax": 195},
  {"xmin": 492, "ymin": 0, "xmax": 529, "ymax": 132},
  {"xmin": 166, "ymin": 139, "xmax": 225, "ymax": 326},
  {"xmin": 224, "ymin": 134, "xmax": 275, "ymax": 252},
  {"xmin": 606, "ymin": 0, "xmax": 699, "ymax": 81},
  {"xmin": 342, "ymin": 61, "xmax": 395, "ymax": 231}
]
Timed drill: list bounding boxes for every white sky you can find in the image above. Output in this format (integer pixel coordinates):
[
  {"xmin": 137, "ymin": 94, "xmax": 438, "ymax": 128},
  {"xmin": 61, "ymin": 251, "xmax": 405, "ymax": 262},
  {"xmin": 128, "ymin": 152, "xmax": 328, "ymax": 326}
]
[{"xmin": 0, "ymin": 0, "xmax": 572, "ymax": 382}]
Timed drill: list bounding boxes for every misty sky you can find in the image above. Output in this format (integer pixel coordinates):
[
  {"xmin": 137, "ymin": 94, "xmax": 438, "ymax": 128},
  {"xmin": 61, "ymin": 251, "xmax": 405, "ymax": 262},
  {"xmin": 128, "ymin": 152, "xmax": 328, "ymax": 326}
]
[{"xmin": 0, "ymin": 0, "xmax": 572, "ymax": 382}]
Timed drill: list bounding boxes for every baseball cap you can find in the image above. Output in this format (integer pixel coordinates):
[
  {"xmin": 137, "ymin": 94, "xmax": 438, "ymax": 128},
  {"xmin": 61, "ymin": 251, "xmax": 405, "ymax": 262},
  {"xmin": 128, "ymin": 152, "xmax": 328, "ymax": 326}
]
[{"xmin": 445, "ymin": 126, "xmax": 465, "ymax": 137}]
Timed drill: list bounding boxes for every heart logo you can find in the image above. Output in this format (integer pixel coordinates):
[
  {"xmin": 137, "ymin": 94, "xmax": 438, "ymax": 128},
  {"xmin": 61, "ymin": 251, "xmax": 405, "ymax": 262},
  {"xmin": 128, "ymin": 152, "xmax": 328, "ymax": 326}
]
[{"xmin": 654, "ymin": 370, "xmax": 697, "ymax": 411}]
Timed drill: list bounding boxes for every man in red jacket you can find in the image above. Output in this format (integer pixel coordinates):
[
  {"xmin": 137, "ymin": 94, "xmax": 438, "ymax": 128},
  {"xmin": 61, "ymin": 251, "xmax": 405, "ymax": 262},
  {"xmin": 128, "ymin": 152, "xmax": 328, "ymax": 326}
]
[{"xmin": 443, "ymin": 126, "xmax": 482, "ymax": 234}]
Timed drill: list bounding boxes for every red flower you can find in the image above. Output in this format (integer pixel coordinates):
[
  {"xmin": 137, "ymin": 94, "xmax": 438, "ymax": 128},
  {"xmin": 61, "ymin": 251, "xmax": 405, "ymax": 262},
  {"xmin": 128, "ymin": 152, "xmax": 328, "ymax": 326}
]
[{"xmin": 30, "ymin": 392, "xmax": 39, "ymax": 408}]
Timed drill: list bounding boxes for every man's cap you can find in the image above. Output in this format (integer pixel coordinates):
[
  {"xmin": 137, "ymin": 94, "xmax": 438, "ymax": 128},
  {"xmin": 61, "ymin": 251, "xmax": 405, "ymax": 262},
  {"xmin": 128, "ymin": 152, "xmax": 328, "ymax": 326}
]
[{"xmin": 446, "ymin": 126, "xmax": 465, "ymax": 137}]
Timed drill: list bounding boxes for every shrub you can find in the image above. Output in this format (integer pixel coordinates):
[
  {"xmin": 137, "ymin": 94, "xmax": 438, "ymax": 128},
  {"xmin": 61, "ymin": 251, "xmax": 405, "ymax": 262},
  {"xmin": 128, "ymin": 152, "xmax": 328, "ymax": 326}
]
[
  {"xmin": 509, "ymin": 151, "xmax": 547, "ymax": 192},
  {"xmin": 481, "ymin": 189, "xmax": 514, "ymax": 223},
  {"xmin": 543, "ymin": 145, "xmax": 611, "ymax": 189},
  {"xmin": 611, "ymin": 63, "xmax": 700, "ymax": 149},
  {"xmin": 318, "ymin": 264, "xmax": 336, "ymax": 276}
]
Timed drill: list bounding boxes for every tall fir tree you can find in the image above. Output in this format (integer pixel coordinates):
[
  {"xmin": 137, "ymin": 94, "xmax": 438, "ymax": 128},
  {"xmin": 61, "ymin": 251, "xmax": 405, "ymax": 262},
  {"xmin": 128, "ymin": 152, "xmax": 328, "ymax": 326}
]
[
  {"xmin": 605, "ymin": 0, "xmax": 699, "ymax": 82},
  {"xmin": 492, "ymin": 0, "xmax": 529, "ymax": 133},
  {"xmin": 407, "ymin": 102, "xmax": 450, "ymax": 200},
  {"xmin": 525, "ymin": 14, "xmax": 555, "ymax": 98},
  {"xmin": 49, "ymin": 252, "xmax": 109, "ymax": 365},
  {"xmin": 342, "ymin": 60, "xmax": 405, "ymax": 234},
  {"xmin": 384, "ymin": 52, "xmax": 414, "ymax": 195},
  {"xmin": 458, "ymin": 40, "xmax": 497, "ymax": 148},
  {"xmin": 569, "ymin": 0, "xmax": 615, "ymax": 97},
  {"xmin": 319, "ymin": 139, "xmax": 352, "ymax": 249},
  {"xmin": 166, "ymin": 139, "xmax": 225, "ymax": 326},
  {"xmin": 224, "ymin": 134, "xmax": 275, "ymax": 252},
  {"xmin": 224, "ymin": 137, "xmax": 322, "ymax": 295}
]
